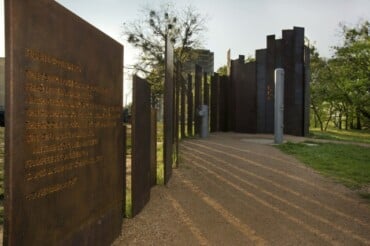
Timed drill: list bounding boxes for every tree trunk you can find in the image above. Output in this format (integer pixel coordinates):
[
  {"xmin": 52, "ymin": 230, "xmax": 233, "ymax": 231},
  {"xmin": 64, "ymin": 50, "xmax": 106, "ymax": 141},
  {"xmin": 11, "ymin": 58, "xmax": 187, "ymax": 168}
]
[
  {"xmin": 324, "ymin": 106, "xmax": 334, "ymax": 131},
  {"xmin": 338, "ymin": 112, "xmax": 342, "ymax": 130},
  {"xmin": 356, "ymin": 111, "xmax": 362, "ymax": 130},
  {"xmin": 311, "ymin": 104, "xmax": 323, "ymax": 131}
]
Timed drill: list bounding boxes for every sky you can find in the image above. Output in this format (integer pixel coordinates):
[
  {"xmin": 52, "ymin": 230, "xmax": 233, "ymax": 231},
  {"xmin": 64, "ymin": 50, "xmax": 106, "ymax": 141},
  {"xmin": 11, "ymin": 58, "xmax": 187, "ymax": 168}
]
[{"xmin": 0, "ymin": 0, "xmax": 369, "ymax": 103}]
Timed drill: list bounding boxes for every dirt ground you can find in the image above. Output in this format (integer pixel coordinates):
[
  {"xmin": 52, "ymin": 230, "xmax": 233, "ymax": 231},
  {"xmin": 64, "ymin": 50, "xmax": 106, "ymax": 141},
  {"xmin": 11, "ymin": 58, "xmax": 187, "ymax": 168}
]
[{"xmin": 113, "ymin": 132, "xmax": 370, "ymax": 245}]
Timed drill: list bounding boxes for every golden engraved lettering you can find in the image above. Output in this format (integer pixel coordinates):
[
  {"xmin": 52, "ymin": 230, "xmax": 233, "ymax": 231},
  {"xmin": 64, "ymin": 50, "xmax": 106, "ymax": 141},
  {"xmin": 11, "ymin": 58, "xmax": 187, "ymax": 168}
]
[
  {"xmin": 25, "ymin": 48, "xmax": 82, "ymax": 73},
  {"xmin": 32, "ymin": 139, "xmax": 98, "ymax": 154},
  {"xmin": 25, "ymin": 69, "xmax": 110, "ymax": 96},
  {"xmin": 23, "ymin": 49, "xmax": 121, "ymax": 201},
  {"xmin": 25, "ymin": 150, "xmax": 89, "ymax": 168},
  {"xmin": 26, "ymin": 177, "xmax": 78, "ymax": 200},
  {"xmin": 26, "ymin": 156, "xmax": 103, "ymax": 181},
  {"xmin": 25, "ymin": 130, "xmax": 95, "ymax": 143}
]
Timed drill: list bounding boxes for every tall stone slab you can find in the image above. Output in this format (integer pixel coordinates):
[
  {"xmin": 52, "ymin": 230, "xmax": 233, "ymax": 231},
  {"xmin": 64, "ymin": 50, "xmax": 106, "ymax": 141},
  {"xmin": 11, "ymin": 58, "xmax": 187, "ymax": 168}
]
[
  {"xmin": 163, "ymin": 35, "xmax": 174, "ymax": 184},
  {"xmin": 132, "ymin": 75, "xmax": 151, "ymax": 217},
  {"xmin": 4, "ymin": 0, "xmax": 124, "ymax": 245}
]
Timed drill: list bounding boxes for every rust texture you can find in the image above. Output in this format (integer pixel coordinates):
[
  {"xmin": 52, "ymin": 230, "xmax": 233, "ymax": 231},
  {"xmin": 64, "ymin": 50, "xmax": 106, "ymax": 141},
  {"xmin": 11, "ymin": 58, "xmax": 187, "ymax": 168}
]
[
  {"xmin": 163, "ymin": 35, "xmax": 174, "ymax": 184},
  {"xmin": 4, "ymin": 0, "xmax": 124, "ymax": 245},
  {"xmin": 132, "ymin": 75, "xmax": 151, "ymax": 216}
]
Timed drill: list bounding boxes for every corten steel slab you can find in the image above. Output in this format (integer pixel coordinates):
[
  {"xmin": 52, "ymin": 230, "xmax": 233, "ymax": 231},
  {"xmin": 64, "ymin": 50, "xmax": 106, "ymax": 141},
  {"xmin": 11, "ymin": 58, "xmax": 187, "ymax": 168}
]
[
  {"xmin": 282, "ymin": 29, "xmax": 295, "ymax": 136},
  {"xmin": 163, "ymin": 36, "xmax": 174, "ymax": 184},
  {"xmin": 232, "ymin": 59, "xmax": 257, "ymax": 133},
  {"xmin": 150, "ymin": 109, "xmax": 157, "ymax": 186},
  {"xmin": 194, "ymin": 65, "xmax": 202, "ymax": 135},
  {"xmin": 265, "ymin": 35, "xmax": 276, "ymax": 134},
  {"xmin": 219, "ymin": 76, "xmax": 229, "ymax": 132},
  {"xmin": 256, "ymin": 49, "xmax": 267, "ymax": 133},
  {"xmin": 293, "ymin": 27, "xmax": 305, "ymax": 136},
  {"xmin": 174, "ymin": 66, "xmax": 180, "ymax": 167},
  {"xmin": 132, "ymin": 75, "xmax": 151, "ymax": 217},
  {"xmin": 180, "ymin": 75, "xmax": 186, "ymax": 139},
  {"xmin": 203, "ymin": 72, "xmax": 210, "ymax": 106},
  {"xmin": 4, "ymin": 0, "xmax": 124, "ymax": 245},
  {"xmin": 210, "ymin": 73, "xmax": 220, "ymax": 132},
  {"xmin": 187, "ymin": 74, "xmax": 193, "ymax": 137},
  {"xmin": 282, "ymin": 28, "xmax": 306, "ymax": 136},
  {"xmin": 303, "ymin": 46, "xmax": 311, "ymax": 137},
  {"xmin": 275, "ymin": 39, "xmax": 284, "ymax": 68}
]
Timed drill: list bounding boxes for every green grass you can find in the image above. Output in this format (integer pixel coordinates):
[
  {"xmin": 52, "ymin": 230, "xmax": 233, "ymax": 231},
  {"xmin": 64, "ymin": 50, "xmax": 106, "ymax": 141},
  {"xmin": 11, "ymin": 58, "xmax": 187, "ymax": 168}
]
[
  {"xmin": 157, "ymin": 142, "xmax": 164, "ymax": 185},
  {"xmin": 125, "ymin": 187, "xmax": 132, "ymax": 218},
  {"xmin": 156, "ymin": 122, "xmax": 164, "ymax": 185},
  {"xmin": 277, "ymin": 142, "xmax": 370, "ymax": 200},
  {"xmin": 310, "ymin": 128, "xmax": 370, "ymax": 144}
]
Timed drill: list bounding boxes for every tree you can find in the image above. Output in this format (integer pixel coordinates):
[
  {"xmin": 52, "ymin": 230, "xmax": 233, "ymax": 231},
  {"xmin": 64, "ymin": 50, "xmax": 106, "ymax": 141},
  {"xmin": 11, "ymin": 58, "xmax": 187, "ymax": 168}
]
[
  {"xmin": 332, "ymin": 21, "xmax": 370, "ymax": 124},
  {"xmin": 123, "ymin": 2, "xmax": 207, "ymax": 105},
  {"xmin": 216, "ymin": 65, "xmax": 227, "ymax": 76},
  {"xmin": 309, "ymin": 20, "xmax": 370, "ymax": 130}
]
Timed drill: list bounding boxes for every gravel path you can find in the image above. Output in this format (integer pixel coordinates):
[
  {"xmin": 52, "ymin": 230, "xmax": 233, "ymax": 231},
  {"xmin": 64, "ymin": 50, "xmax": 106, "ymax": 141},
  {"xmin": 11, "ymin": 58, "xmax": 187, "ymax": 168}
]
[{"xmin": 113, "ymin": 132, "xmax": 370, "ymax": 245}]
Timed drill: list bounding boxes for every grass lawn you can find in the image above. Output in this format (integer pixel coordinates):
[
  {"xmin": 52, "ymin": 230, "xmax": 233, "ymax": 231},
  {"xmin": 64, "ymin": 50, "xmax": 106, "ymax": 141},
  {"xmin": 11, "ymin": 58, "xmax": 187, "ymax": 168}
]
[
  {"xmin": 277, "ymin": 141, "xmax": 370, "ymax": 200},
  {"xmin": 310, "ymin": 128, "xmax": 370, "ymax": 144}
]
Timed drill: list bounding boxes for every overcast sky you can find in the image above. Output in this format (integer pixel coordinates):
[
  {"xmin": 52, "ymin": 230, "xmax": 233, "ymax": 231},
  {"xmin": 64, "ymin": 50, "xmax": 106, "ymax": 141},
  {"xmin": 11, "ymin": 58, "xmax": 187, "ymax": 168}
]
[
  {"xmin": 0, "ymin": 0, "xmax": 369, "ymax": 102},
  {"xmin": 1, "ymin": 0, "xmax": 370, "ymax": 68}
]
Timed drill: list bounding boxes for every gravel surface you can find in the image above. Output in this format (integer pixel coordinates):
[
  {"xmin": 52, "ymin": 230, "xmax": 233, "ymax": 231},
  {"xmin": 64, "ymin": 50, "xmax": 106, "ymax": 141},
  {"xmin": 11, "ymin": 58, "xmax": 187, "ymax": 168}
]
[{"xmin": 113, "ymin": 132, "xmax": 370, "ymax": 245}]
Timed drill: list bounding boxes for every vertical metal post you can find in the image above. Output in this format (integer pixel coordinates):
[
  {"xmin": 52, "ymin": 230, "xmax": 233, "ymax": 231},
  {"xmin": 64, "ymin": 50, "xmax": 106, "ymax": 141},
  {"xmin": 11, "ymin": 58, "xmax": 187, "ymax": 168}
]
[{"xmin": 274, "ymin": 68, "xmax": 284, "ymax": 144}]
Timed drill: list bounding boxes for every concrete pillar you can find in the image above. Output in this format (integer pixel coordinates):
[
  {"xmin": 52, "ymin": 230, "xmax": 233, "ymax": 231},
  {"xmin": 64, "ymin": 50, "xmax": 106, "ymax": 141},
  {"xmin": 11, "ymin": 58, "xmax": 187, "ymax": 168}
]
[{"xmin": 274, "ymin": 68, "xmax": 284, "ymax": 144}]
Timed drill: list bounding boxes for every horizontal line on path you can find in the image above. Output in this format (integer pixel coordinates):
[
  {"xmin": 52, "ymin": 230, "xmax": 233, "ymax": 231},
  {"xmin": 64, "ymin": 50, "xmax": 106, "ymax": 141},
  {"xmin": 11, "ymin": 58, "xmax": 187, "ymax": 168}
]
[
  {"xmin": 177, "ymin": 171, "xmax": 267, "ymax": 246},
  {"xmin": 181, "ymin": 147, "xmax": 370, "ymax": 245},
  {"xmin": 181, "ymin": 145, "xmax": 370, "ymax": 229},
  {"xmin": 164, "ymin": 192, "xmax": 210, "ymax": 246},
  {"xmin": 198, "ymin": 137, "xmax": 309, "ymax": 170},
  {"xmin": 185, "ymin": 141, "xmax": 358, "ymax": 204},
  {"xmin": 180, "ymin": 154, "xmax": 337, "ymax": 245}
]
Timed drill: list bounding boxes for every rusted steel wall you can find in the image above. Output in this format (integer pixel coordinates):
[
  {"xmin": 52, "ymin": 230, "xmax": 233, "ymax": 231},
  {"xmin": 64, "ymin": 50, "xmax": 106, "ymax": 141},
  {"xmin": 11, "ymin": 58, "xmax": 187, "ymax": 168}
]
[
  {"xmin": 187, "ymin": 74, "xmax": 193, "ymax": 137},
  {"xmin": 5, "ymin": 1, "xmax": 124, "ymax": 245},
  {"xmin": 163, "ymin": 36, "xmax": 174, "ymax": 184},
  {"xmin": 132, "ymin": 75, "xmax": 151, "ymax": 216}
]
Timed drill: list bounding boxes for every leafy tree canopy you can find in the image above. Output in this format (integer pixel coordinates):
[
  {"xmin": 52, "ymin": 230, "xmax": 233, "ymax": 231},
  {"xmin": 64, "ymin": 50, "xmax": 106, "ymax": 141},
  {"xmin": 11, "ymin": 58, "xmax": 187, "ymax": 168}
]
[{"xmin": 123, "ymin": 2, "xmax": 207, "ymax": 104}]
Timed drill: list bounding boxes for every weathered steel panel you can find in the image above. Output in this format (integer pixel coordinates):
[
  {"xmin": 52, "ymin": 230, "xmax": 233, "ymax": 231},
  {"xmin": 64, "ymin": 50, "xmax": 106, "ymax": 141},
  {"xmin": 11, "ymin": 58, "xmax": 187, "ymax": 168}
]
[
  {"xmin": 283, "ymin": 27, "xmax": 306, "ymax": 136},
  {"xmin": 219, "ymin": 76, "xmax": 229, "ymax": 132},
  {"xmin": 163, "ymin": 36, "xmax": 174, "ymax": 184},
  {"xmin": 265, "ymin": 35, "xmax": 276, "ymax": 133},
  {"xmin": 203, "ymin": 72, "xmax": 210, "ymax": 106},
  {"xmin": 194, "ymin": 65, "xmax": 202, "ymax": 135},
  {"xmin": 304, "ymin": 45, "xmax": 311, "ymax": 136},
  {"xmin": 132, "ymin": 75, "xmax": 151, "ymax": 217},
  {"xmin": 4, "ymin": 0, "xmax": 124, "ymax": 245},
  {"xmin": 187, "ymin": 74, "xmax": 193, "ymax": 137},
  {"xmin": 180, "ymin": 75, "xmax": 186, "ymax": 139},
  {"xmin": 232, "ymin": 59, "xmax": 257, "ymax": 133},
  {"xmin": 174, "ymin": 65, "xmax": 180, "ymax": 167},
  {"xmin": 150, "ymin": 109, "xmax": 157, "ymax": 186},
  {"xmin": 210, "ymin": 73, "xmax": 220, "ymax": 132},
  {"xmin": 282, "ymin": 29, "xmax": 295, "ymax": 135},
  {"xmin": 256, "ymin": 49, "xmax": 267, "ymax": 133}
]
